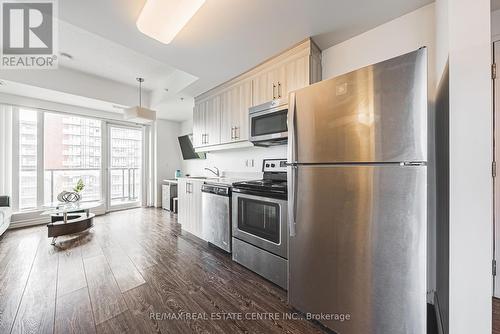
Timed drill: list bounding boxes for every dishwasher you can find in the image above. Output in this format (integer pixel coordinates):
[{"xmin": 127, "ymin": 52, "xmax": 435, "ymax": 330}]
[{"xmin": 201, "ymin": 183, "xmax": 231, "ymax": 253}]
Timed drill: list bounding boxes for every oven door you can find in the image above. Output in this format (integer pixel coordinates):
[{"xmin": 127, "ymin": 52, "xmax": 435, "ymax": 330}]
[
  {"xmin": 232, "ymin": 191, "xmax": 288, "ymax": 258},
  {"xmin": 249, "ymin": 103, "xmax": 288, "ymax": 144}
]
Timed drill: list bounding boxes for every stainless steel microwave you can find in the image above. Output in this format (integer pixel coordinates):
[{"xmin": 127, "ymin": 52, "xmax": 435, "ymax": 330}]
[{"xmin": 249, "ymin": 99, "xmax": 288, "ymax": 146}]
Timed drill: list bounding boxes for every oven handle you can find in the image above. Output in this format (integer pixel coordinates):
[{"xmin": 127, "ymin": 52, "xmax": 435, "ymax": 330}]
[{"xmin": 287, "ymin": 92, "xmax": 297, "ymax": 237}]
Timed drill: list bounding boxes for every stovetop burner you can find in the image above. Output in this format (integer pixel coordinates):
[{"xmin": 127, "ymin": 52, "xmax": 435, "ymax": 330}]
[{"xmin": 232, "ymin": 159, "xmax": 288, "ymax": 197}]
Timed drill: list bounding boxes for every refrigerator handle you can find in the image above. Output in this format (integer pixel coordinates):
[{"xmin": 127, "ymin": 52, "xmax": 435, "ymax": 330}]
[
  {"xmin": 287, "ymin": 165, "xmax": 297, "ymax": 237},
  {"xmin": 287, "ymin": 92, "xmax": 297, "ymax": 237}
]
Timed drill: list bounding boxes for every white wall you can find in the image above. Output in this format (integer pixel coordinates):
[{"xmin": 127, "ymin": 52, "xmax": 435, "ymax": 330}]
[
  {"xmin": 179, "ymin": 119, "xmax": 286, "ymax": 178},
  {"xmin": 154, "ymin": 119, "xmax": 183, "ymax": 207},
  {"xmin": 322, "ymin": 3, "xmax": 436, "ymax": 88},
  {"xmin": 321, "ymin": 3, "xmax": 437, "ymax": 299},
  {"xmin": 439, "ymin": 0, "xmax": 493, "ymax": 333}
]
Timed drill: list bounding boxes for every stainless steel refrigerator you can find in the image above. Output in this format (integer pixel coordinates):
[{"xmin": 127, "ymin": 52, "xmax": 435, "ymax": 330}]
[{"xmin": 287, "ymin": 48, "xmax": 427, "ymax": 333}]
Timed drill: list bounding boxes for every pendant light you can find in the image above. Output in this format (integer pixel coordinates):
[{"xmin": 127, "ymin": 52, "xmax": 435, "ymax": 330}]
[{"xmin": 123, "ymin": 77, "xmax": 157, "ymax": 123}]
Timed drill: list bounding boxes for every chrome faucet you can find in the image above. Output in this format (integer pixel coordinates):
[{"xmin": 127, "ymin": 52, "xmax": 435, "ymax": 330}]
[{"xmin": 204, "ymin": 167, "xmax": 220, "ymax": 177}]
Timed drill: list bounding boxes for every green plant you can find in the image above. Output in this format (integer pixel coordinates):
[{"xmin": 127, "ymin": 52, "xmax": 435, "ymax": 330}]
[{"xmin": 73, "ymin": 179, "xmax": 85, "ymax": 193}]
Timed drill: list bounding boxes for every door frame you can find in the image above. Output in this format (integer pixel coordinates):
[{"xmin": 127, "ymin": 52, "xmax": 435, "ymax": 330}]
[
  {"xmin": 493, "ymin": 40, "xmax": 499, "ymax": 297},
  {"xmin": 105, "ymin": 122, "xmax": 145, "ymax": 212}
]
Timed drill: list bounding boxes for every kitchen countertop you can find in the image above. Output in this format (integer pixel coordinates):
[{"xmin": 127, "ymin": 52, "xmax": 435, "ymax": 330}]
[
  {"xmin": 176, "ymin": 176, "xmax": 257, "ymax": 186},
  {"xmin": 162, "ymin": 179, "xmax": 178, "ymax": 184}
]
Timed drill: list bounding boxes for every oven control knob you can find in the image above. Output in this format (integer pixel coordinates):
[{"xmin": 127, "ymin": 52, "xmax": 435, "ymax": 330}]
[
  {"xmin": 265, "ymin": 164, "xmax": 270, "ymax": 167},
  {"xmin": 271, "ymin": 163, "xmax": 275, "ymax": 167}
]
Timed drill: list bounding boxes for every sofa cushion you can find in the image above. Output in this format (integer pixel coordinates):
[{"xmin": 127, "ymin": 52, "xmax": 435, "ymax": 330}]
[{"xmin": 0, "ymin": 207, "xmax": 11, "ymax": 236}]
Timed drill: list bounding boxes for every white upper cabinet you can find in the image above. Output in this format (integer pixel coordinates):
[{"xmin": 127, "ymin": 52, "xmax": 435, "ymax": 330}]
[
  {"xmin": 194, "ymin": 95, "xmax": 221, "ymax": 147},
  {"xmin": 193, "ymin": 38, "xmax": 322, "ymax": 150},
  {"xmin": 220, "ymin": 79, "xmax": 252, "ymax": 144}
]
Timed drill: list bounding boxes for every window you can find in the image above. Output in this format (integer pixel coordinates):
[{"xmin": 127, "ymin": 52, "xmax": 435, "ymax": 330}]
[
  {"xmin": 43, "ymin": 113, "xmax": 102, "ymax": 203},
  {"xmin": 13, "ymin": 106, "xmax": 147, "ymax": 213},
  {"xmin": 109, "ymin": 126, "xmax": 142, "ymax": 206},
  {"xmin": 18, "ymin": 109, "xmax": 38, "ymax": 210}
]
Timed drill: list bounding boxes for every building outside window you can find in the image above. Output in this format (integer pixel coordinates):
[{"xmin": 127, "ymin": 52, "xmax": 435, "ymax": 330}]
[
  {"xmin": 43, "ymin": 113, "xmax": 102, "ymax": 203},
  {"xmin": 15, "ymin": 108, "xmax": 144, "ymax": 212},
  {"xmin": 18, "ymin": 110, "xmax": 38, "ymax": 210}
]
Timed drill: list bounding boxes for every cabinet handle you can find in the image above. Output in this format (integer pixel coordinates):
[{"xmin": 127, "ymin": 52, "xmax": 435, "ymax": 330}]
[
  {"xmin": 278, "ymin": 82, "xmax": 281, "ymax": 98},
  {"xmin": 235, "ymin": 126, "xmax": 239, "ymax": 139},
  {"xmin": 272, "ymin": 83, "xmax": 276, "ymax": 100},
  {"xmin": 206, "ymin": 133, "xmax": 209, "ymax": 144},
  {"xmin": 231, "ymin": 126, "xmax": 234, "ymax": 140}
]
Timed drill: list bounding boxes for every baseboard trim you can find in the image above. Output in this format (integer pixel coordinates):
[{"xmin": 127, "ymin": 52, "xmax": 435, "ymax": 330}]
[
  {"xmin": 9, "ymin": 216, "xmax": 49, "ymax": 229},
  {"xmin": 9, "ymin": 209, "xmax": 107, "ymax": 229},
  {"xmin": 434, "ymin": 293, "xmax": 445, "ymax": 334}
]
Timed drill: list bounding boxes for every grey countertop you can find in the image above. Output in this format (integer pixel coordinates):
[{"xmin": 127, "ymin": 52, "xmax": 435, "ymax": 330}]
[{"xmin": 175, "ymin": 176, "xmax": 257, "ymax": 186}]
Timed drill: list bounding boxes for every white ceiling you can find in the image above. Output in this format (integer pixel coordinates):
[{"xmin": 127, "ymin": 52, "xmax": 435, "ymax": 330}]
[
  {"xmin": 59, "ymin": 0, "xmax": 433, "ymax": 97},
  {"xmin": 2, "ymin": 0, "xmax": 435, "ymax": 121},
  {"xmin": 58, "ymin": 21, "xmax": 177, "ymax": 91}
]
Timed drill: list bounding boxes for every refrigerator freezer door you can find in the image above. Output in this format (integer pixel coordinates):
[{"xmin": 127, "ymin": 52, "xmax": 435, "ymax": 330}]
[
  {"xmin": 288, "ymin": 165, "xmax": 426, "ymax": 334},
  {"xmin": 291, "ymin": 48, "xmax": 427, "ymax": 164}
]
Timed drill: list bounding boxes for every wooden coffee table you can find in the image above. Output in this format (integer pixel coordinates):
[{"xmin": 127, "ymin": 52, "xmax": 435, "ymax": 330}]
[{"xmin": 41, "ymin": 202, "xmax": 100, "ymax": 245}]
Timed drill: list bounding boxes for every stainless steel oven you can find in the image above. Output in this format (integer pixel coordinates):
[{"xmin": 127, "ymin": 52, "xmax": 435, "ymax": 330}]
[
  {"xmin": 232, "ymin": 191, "xmax": 288, "ymax": 258},
  {"xmin": 249, "ymin": 99, "xmax": 288, "ymax": 146},
  {"xmin": 231, "ymin": 159, "xmax": 288, "ymax": 289}
]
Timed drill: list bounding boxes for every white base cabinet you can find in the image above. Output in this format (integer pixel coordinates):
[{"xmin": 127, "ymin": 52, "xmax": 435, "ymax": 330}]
[{"xmin": 177, "ymin": 179, "xmax": 204, "ymax": 239}]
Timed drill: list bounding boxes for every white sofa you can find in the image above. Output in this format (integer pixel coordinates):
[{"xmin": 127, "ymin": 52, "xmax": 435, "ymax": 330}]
[{"xmin": 0, "ymin": 196, "xmax": 11, "ymax": 236}]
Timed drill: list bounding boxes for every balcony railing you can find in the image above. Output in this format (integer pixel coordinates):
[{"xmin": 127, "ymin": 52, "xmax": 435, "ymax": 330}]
[
  {"xmin": 109, "ymin": 167, "xmax": 140, "ymax": 203},
  {"xmin": 44, "ymin": 168, "xmax": 140, "ymax": 204}
]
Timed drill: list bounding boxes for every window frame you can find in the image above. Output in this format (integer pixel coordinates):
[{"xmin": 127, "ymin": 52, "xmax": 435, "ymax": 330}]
[{"xmin": 11, "ymin": 106, "xmax": 148, "ymax": 215}]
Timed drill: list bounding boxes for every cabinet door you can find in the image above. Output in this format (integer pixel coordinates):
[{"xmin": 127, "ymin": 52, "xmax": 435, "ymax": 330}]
[
  {"xmin": 220, "ymin": 86, "xmax": 237, "ymax": 144},
  {"xmin": 192, "ymin": 103, "xmax": 205, "ymax": 148},
  {"xmin": 205, "ymin": 95, "xmax": 221, "ymax": 146},
  {"xmin": 191, "ymin": 181, "xmax": 203, "ymax": 238},
  {"xmin": 252, "ymin": 69, "xmax": 274, "ymax": 106},
  {"xmin": 184, "ymin": 181, "xmax": 194, "ymax": 234},
  {"xmin": 284, "ymin": 54, "xmax": 310, "ymax": 95},
  {"xmin": 235, "ymin": 79, "xmax": 252, "ymax": 141},
  {"xmin": 177, "ymin": 180, "xmax": 187, "ymax": 226},
  {"xmin": 272, "ymin": 64, "xmax": 287, "ymax": 100}
]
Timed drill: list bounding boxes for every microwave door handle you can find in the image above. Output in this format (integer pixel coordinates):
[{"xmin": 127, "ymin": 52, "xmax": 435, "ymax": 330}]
[{"xmin": 287, "ymin": 92, "xmax": 297, "ymax": 237}]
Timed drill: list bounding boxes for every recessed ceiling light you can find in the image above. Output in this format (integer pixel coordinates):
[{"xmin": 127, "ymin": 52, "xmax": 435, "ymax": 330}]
[
  {"xmin": 136, "ymin": 0, "xmax": 206, "ymax": 44},
  {"xmin": 59, "ymin": 52, "xmax": 73, "ymax": 60}
]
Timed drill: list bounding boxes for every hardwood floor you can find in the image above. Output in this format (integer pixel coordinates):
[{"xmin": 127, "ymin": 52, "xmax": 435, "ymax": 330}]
[
  {"xmin": 0, "ymin": 208, "xmax": 326, "ymax": 334},
  {"xmin": 494, "ymin": 297, "xmax": 500, "ymax": 334}
]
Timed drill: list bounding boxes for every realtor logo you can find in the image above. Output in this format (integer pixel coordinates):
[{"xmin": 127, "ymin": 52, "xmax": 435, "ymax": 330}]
[{"xmin": 0, "ymin": 0, "xmax": 58, "ymax": 69}]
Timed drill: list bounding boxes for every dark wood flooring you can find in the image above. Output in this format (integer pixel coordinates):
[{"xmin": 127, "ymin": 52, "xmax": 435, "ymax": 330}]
[
  {"xmin": 0, "ymin": 208, "xmax": 326, "ymax": 334},
  {"xmin": 494, "ymin": 297, "xmax": 500, "ymax": 334}
]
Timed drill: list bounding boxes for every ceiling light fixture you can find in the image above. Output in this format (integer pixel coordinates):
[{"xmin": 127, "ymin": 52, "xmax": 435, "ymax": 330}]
[
  {"xmin": 123, "ymin": 77, "xmax": 157, "ymax": 123},
  {"xmin": 136, "ymin": 0, "xmax": 206, "ymax": 44}
]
